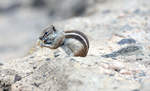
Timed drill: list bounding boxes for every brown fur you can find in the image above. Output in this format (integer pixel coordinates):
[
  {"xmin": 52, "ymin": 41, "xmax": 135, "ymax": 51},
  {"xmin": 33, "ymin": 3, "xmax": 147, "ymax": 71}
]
[
  {"xmin": 65, "ymin": 30, "xmax": 89, "ymax": 57},
  {"xmin": 39, "ymin": 26, "xmax": 89, "ymax": 57},
  {"xmin": 74, "ymin": 48, "xmax": 87, "ymax": 57}
]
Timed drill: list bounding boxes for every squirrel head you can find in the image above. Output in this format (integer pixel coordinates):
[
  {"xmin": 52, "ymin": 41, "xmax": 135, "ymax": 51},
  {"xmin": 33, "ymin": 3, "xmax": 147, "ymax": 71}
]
[
  {"xmin": 39, "ymin": 25, "xmax": 57, "ymax": 44},
  {"xmin": 39, "ymin": 25, "xmax": 65, "ymax": 49}
]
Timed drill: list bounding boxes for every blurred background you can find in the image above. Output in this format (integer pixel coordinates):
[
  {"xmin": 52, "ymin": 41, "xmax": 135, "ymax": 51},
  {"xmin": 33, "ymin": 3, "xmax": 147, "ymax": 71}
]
[
  {"xmin": 0, "ymin": 0, "xmax": 101, "ymax": 60},
  {"xmin": 0, "ymin": 0, "xmax": 150, "ymax": 60}
]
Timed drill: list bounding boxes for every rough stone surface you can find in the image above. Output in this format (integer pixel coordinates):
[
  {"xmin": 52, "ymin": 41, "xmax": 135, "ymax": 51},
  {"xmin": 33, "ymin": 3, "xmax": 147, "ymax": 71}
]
[
  {"xmin": 0, "ymin": 49, "xmax": 146, "ymax": 91},
  {"xmin": 0, "ymin": 0, "xmax": 150, "ymax": 91}
]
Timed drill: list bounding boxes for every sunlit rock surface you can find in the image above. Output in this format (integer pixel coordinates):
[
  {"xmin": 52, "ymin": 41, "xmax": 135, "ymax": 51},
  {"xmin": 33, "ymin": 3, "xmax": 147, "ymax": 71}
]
[{"xmin": 0, "ymin": 0, "xmax": 150, "ymax": 91}]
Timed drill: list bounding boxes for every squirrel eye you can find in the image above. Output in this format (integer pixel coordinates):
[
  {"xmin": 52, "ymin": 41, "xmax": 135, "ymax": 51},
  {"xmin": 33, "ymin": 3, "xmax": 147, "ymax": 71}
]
[{"xmin": 44, "ymin": 32, "xmax": 48, "ymax": 35}]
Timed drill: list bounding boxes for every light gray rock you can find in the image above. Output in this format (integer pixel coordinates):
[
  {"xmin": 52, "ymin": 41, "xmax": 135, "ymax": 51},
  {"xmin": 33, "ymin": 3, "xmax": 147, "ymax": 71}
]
[
  {"xmin": 0, "ymin": 51, "xmax": 142, "ymax": 91},
  {"xmin": 0, "ymin": 0, "xmax": 150, "ymax": 90}
]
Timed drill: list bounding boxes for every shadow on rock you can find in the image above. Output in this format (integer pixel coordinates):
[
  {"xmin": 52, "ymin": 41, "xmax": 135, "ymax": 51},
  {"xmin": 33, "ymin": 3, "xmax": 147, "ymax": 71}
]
[{"xmin": 102, "ymin": 45, "xmax": 143, "ymax": 59}]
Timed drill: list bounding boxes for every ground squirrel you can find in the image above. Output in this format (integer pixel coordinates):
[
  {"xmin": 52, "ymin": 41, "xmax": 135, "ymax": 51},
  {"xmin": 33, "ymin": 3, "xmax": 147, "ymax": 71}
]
[{"xmin": 39, "ymin": 25, "xmax": 89, "ymax": 57}]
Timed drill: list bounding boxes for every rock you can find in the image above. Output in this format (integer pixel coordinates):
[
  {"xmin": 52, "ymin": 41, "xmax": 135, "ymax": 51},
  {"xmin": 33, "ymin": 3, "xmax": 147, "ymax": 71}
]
[
  {"xmin": 102, "ymin": 45, "xmax": 143, "ymax": 58},
  {"xmin": 14, "ymin": 74, "xmax": 22, "ymax": 83},
  {"xmin": 117, "ymin": 38, "xmax": 136, "ymax": 45},
  {"xmin": 0, "ymin": 0, "xmax": 150, "ymax": 90},
  {"xmin": 0, "ymin": 49, "xmax": 147, "ymax": 91}
]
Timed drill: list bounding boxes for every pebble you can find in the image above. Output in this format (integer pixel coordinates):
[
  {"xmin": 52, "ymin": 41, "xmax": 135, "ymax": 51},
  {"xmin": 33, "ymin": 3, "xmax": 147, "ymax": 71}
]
[
  {"xmin": 117, "ymin": 38, "xmax": 136, "ymax": 45},
  {"xmin": 45, "ymin": 58, "xmax": 51, "ymax": 61},
  {"xmin": 14, "ymin": 74, "xmax": 22, "ymax": 82}
]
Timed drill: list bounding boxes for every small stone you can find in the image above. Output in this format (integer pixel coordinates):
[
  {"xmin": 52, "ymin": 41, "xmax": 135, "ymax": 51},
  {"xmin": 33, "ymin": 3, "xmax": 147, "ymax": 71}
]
[
  {"xmin": 114, "ymin": 68, "xmax": 121, "ymax": 72},
  {"xmin": 54, "ymin": 52, "xmax": 60, "ymax": 57},
  {"xmin": 136, "ymin": 58, "xmax": 143, "ymax": 61},
  {"xmin": 45, "ymin": 58, "xmax": 51, "ymax": 61},
  {"xmin": 102, "ymin": 52, "xmax": 119, "ymax": 58},
  {"xmin": 14, "ymin": 74, "xmax": 22, "ymax": 82},
  {"xmin": 117, "ymin": 38, "xmax": 136, "ymax": 45},
  {"xmin": 54, "ymin": 54, "xmax": 60, "ymax": 57},
  {"xmin": 102, "ymin": 45, "xmax": 142, "ymax": 58},
  {"xmin": 33, "ymin": 66, "xmax": 37, "ymax": 69},
  {"xmin": 30, "ymin": 56, "xmax": 34, "ymax": 58},
  {"xmin": 43, "ymin": 74, "xmax": 46, "ymax": 77},
  {"xmin": 116, "ymin": 45, "xmax": 142, "ymax": 56},
  {"xmin": 70, "ymin": 58, "xmax": 76, "ymax": 62},
  {"xmin": 33, "ymin": 82, "xmax": 40, "ymax": 87},
  {"xmin": 109, "ymin": 74, "xmax": 115, "ymax": 76}
]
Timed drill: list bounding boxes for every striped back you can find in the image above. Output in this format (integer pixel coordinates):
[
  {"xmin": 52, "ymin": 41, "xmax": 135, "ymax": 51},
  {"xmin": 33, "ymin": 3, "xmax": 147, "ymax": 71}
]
[{"xmin": 65, "ymin": 30, "xmax": 89, "ymax": 56}]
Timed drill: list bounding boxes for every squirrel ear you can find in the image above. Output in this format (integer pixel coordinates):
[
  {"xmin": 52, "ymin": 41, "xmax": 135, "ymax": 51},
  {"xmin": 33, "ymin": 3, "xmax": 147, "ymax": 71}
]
[{"xmin": 51, "ymin": 25, "xmax": 56, "ymax": 32}]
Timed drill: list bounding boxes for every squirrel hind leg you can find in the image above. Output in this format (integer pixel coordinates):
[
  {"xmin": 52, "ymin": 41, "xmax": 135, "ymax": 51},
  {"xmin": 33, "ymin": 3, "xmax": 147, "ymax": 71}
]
[
  {"xmin": 62, "ymin": 46, "xmax": 87, "ymax": 57},
  {"xmin": 70, "ymin": 44, "xmax": 87, "ymax": 57},
  {"xmin": 74, "ymin": 48, "xmax": 87, "ymax": 57}
]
